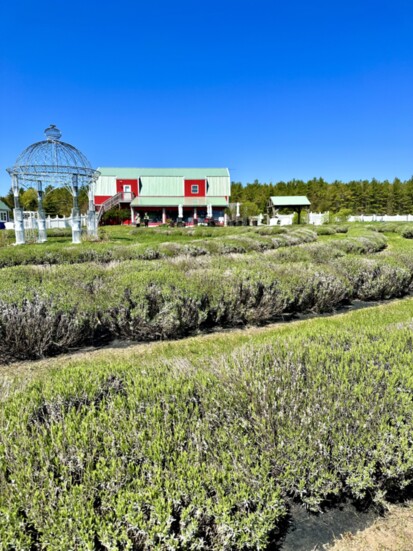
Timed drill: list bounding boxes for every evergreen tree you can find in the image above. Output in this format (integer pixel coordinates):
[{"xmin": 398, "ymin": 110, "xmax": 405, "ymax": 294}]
[{"xmin": 229, "ymin": 176, "xmax": 413, "ymax": 215}]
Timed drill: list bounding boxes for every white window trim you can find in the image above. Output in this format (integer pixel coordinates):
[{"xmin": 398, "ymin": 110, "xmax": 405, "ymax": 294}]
[{"xmin": 191, "ymin": 185, "xmax": 199, "ymax": 194}]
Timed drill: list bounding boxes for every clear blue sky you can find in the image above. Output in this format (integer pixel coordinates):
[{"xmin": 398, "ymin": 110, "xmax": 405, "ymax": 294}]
[{"xmin": 1, "ymin": 0, "xmax": 413, "ymax": 194}]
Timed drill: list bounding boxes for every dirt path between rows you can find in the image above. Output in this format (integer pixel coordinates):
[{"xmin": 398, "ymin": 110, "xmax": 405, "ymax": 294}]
[{"xmin": 327, "ymin": 502, "xmax": 413, "ymax": 550}]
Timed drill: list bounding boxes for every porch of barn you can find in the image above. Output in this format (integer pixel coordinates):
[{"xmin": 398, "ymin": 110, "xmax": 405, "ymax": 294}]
[{"xmin": 130, "ymin": 202, "xmax": 226, "ymax": 226}]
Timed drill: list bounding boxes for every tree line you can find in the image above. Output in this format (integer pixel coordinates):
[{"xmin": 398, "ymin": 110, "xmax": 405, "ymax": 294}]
[
  {"xmin": 3, "ymin": 177, "xmax": 413, "ymax": 217},
  {"xmin": 0, "ymin": 185, "xmax": 89, "ymax": 217},
  {"xmin": 230, "ymin": 177, "xmax": 413, "ymax": 215}
]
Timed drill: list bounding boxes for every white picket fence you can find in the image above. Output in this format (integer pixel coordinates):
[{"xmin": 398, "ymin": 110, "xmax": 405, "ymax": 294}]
[
  {"xmin": 269, "ymin": 214, "xmax": 293, "ymax": 226},
  {"xmin": 348, "ymin": 214, "xmax": 413, "ymax": 223},
  {"xmin": 5, "ymin": 212, "xmax": 413, "ymax": 232},
  {"xmin": 270, "ymin": 212, "xmax": 413, "ymax": 227},
  {"xmin": 270, "ymin": 212, "xmax": 327, "ymax": 226},
  {"xmin": 5, "ymin": 214, "xmax": 88, "ymax": 231},
  {"xmin": 308, "ymin": 212, "xmax": 329, "ymax": 225}
]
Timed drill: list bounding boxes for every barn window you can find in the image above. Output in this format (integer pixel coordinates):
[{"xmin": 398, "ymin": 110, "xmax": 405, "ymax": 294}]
[{"xmin": 191, "ymin": 185, "xmax": 199, "ymax": 194}]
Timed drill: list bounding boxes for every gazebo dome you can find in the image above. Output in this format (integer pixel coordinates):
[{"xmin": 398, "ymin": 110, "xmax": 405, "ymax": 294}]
[
  {"xmin": 6, "ymin": 124, "xmax": 99, "ymax": 246},
  {"xmin": 7, "ymin": 125, "xmax": 99, "ymax": 187}
]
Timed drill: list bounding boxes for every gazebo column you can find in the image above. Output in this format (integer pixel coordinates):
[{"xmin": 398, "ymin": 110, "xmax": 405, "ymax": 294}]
[
  {"xmin": 71, "ymin": 174, "xmax": 82, "ymax": 244},
  {"xmin": 12, "ymin": 175, "xmax": 25, "ymax": 245},
  {"xmin": 162, "ymin": 208, "xmax": 166, "ymax": 224},
  {"xmin": 193, "ymin": 208, "xmax": 197, "ymax": 220},
  {"xmin": 86, "ymin": 181, "xmax": 98, "ymax": 238},
  {"xmin": 37, "ymin": 180, "xmax": 47, "ymax": 243}
]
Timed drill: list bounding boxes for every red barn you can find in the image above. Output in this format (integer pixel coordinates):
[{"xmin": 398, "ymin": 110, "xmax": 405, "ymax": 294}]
[{"xmin": 94, "ymin": 168, "xmax": 231, "ymax": 225}]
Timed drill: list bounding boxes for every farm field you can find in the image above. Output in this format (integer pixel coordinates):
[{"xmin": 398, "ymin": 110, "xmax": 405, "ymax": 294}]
[
  {"xmin": 0, "ymin": 224, "xmax": 323, "ymax": 267},
  {"xmin": 3, "ymin": 295, "xmax": 413, "ymax": 548},
  {"xmin": 2, "ymin": 223, "xmax": 413, "ymax": 549},
  {"xmin": 1, "ymin": 223, "xmax": 413, "ymax": 362}
]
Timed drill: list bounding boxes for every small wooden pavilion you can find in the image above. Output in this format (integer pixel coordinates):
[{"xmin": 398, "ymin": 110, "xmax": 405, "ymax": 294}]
[{"xmin": 268, "ymin": 196, "xmax": 311, "ymax": 224}]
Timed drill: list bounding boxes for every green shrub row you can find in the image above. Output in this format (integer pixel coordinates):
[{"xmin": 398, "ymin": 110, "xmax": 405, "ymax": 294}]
[
  {"xmin": 315, "ymin": 225, "xmax": 349, "ymax": 235},
  {"xmin": 0, "ymin": 362, "xmax": 285, "ymax": 549},
  {"xmin": 1, "ymin": 233, "xmax": 411, "ymax": 362},
  {"xmin": 0, "ymin": 228, "xmax": 317, "ymax": 268},
  {"xmin": 366, "ymin": 222, "xmax": 413, "ymax": 238},
  {"xmin": 2, "ymin": 314, "xmax": 413, "ymax": 547}
]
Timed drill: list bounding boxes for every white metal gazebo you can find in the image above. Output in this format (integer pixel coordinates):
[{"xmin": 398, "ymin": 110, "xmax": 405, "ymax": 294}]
[{"xmin": 6, "ymin": 125, "xmax": 100, "ymax": 244}]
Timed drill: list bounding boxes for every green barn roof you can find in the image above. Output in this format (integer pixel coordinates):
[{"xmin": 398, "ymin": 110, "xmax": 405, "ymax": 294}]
[
  {"xmin": 0, "ymin": 200, "xmax": 11, "ymax": 211},
  {"xmin": 269, "ymin": 196, "xmax": 310, "ymax": 207},
  {"xmin": 98, "ymin": 167, "xmax": 230, "ymax": 178}
]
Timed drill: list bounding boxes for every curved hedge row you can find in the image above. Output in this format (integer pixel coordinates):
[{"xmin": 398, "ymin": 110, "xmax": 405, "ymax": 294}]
[
  {"xmin": 2, "ymin": 310, "xmax": 413, "ymax": 548},
  {"xmin": 0, "ymin": 233, "xmax": 411, "ymax": 363},
  {"xmin": 366, "ymin": 222, "xmax": 413, "ymax": 238},
  {"xmin": 0, "ymin": 228, "xmax": 317, "ymax": 268}
]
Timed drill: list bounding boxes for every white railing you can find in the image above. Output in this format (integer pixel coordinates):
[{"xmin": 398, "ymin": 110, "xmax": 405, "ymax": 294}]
[
  {"xmin": 5, "ymin": 215, "xmax": 88, "ymax": 231},
  {"xmin": 269, "ymin": 213, "xmax": 413, "ymax": 226},
  {"xmin": 6, "ymin": 211, "xmax": 413, "ymax": 232},
  {"xmin": 270, "ymin": 214, "xmax": 294, "ymax": 226},
  {"xmin": 97, "ymin": 192, "xmax": 135, "ymax": 223},
  {"xmin": 270, "ymin": 212, "xmax": 328, "ymax": 226},
  {"xmin": 348, "ymin": 214, "xmax": 413, "ymax": 223},
  {"xmin": 308, "ymin": 212, "xmax": 329, "ymax": 225}
]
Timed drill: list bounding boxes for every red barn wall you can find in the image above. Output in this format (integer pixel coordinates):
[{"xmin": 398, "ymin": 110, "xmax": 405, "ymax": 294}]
[
  {"xmin": 116, "ymin": 179, "xmax": 139, "ymax": 195},
  {"xmin": 94, "ymin": 195, "xmax": 112, "ymax": 205},
  {"xmin": 184, "ymin": 179, "xmax": 206, "ymax": 197}
]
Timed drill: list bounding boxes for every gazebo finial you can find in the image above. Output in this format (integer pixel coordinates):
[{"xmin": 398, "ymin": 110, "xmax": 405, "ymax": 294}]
[{"xmin": 44, "ymin": 124, "xmax": 62, "ymax": 141}]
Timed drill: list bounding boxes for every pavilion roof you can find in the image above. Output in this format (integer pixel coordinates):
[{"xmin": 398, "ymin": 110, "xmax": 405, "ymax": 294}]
[{"xmin": 269, "ymin": 196, "xmax": 310, "ymax": 207}]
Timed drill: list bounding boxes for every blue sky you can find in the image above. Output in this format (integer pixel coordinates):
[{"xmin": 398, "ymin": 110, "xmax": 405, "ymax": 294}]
[{"xmin": 1, "ymin": 0, "xmax": 412, "ymax": 194}]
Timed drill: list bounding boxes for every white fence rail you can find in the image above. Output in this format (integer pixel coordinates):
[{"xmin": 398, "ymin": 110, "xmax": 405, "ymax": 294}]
[
  {"xmin": 270, "ymin": 212, "xmax": 413, "ymax": 227},
  {"xmin": 269, "ymin": 214, "xmax": 294, "ymax": 226},
  {"xmin": 308, "ymin": 212, "xmax": 328, "ymax": 226},
  {"xmin": 5, "ymin": 212, "xmax": 413, "ymax": 232},
  {"xmin": 348, "ymin": 214, "xmax": 413, "ymax": 223},
  {"xmin": 270, "ymin": 212, "xmax": 327, "ymax": 226},
  {"xmin": 5, "ymin": 215, "xmax": 88, "ymax": 231}
]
